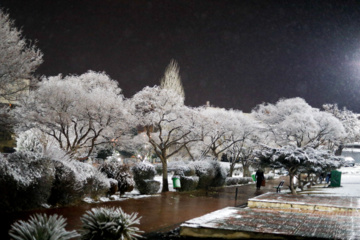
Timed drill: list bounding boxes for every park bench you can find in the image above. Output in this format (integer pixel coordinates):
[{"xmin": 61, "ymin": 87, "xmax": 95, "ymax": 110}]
[{"xmin": 274, "ymin": 180, "xmax": 285, "ymax": 193}]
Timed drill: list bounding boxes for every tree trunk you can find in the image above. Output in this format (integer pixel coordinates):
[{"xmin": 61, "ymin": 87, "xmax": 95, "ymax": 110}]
[
  {"xmin": 297, "ymin": 173, "xmax": 304, "ymax": 191},
  {"xmin": 334, "ymin": 145, "xmax": 343, "ymax": 156},
  {"xmin": 289, "ymin": 173, "xmax": 297, "ymax": 195},
  {"xmin": 229, "ymin": 163, "xmax": 234, "ymax": 177},
  {"xmin": 243, "ymin": 164, "xmax": 251, "ymax": 177},
  {"xmin": 161, "ymin": 160, "xmax": 169, "ymax": 192}
]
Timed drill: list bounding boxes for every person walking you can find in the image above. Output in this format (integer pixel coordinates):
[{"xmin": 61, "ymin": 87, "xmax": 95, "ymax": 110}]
[{"xmin": 256, "ymin": 169, "xmax": 265, "ymax": 190}]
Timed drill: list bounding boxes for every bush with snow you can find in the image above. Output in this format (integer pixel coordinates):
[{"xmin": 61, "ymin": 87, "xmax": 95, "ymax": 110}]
[
  {"xmin": 173, "ymin": 163, "xmax": 196, "ymax": 177},
  {"xmin": 15, "ymin": 128, "xmax": 44, "ymax": 154},
  {"xmin": 132, "ymin": 162, "xmax": 156, "ymax": 181},
  {"xmin": 0, "ymin": 145, "xmax": 112, "ymax": 210},
  {"xmin": 138, "ymin": 179, "xmax": 161, "ymax": 194},
  {"xmin": 0, "ymin": 152, "xmax": 55, "ymax": 212},
  {"xmin": 108, "ymin": 178, "xmax": 119, "ymax": 195},
  {"xmin": 9, "ymin": 213, "xmax": 79, "ymax": 240},
  {"xmin": 98, "ymin": 161, "xmax": 134, "ymax": 195},
  {"xmin": 75, "ymin": 162, "xmax": 110, "ymax": 199},
  {"xmin": 116, "ymin": 167, "xmax": 135, "ymax": 195},
  {"xmin": 190, "ymin": 158, "xmax": 227, "ymax": 189},
  {"xmin": 225, "ymin": 177, "xmax": 238, "ymax": 186},
  {"xmin": 210, "ymin": 160, "xmax": 227, "ymax": 187},
  {"xmin": 132, "ymin": 162, "xmax": 160, "ymax": 194},
  {"xmin": 225, "ymin": 177, "xmax": 252, "ymax": 186},
  {"xmin": 179, "ymin": 176, "xmax": 199, "ymax": 191},
  {"xmin": 49, "ymin": 159, "xmax": 110, "ymax": 206},
  {"xmin": 190, "ymin": 160, "xmax": 215, "ymax": 189},
  {"xmin": 47, "ymin": 159, "xmax": 80, "ymax": 206},
  {"xmin": 80, "ymin": 207, "xmax": 143, "ymax": 240}
]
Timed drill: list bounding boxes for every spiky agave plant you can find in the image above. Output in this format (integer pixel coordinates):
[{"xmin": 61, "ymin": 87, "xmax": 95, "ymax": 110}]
[
  {"xmin": 9, "ymin": 213, "xmax": 79, "ymax": 240},
  {"xmin": 80, "ymin": 207, "xmax": 143, "ymax": 240}
]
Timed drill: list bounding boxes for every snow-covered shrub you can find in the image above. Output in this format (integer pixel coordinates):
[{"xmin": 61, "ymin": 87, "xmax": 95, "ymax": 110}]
[
  {"xmin": 238, "ymin": 177, "xmax": 253, "ymax": 184},
  {"xmin": 190, "ymin": 160, "xmax": 216, "ymax": 189},
  {"xmin": 168, "ymin": 160, "xmax": 194, "ymax": 176},
  {"xmin": 49, "ymin": 159, "xmax": 110, "ymax": 206},
  {"xmin": 15, "ymin": 129, "xmax": 44, "ymax": 154},
  {"xmin": 48, "ymin": 160, "xmax": 81, "ymax": 206},
  {"xmin": 67, "ymin": 160, "xmax": 110, "ymax": 200},
  {"xmin": 109, "ymin": 178, "xmax": 118, "ymax": 195},
  {"xmin": 180, "ymin": 176, "xmax": 199, "ymax": 191},
  {"xmin": 80, "ymin": 207, "xmax": 143, "ymax": 240},
  {"xmin": 0, "ymin": 152, "xmax": 55, "ymax": 212},
  {"xmin": 174, "ymin": 164, "xmax": 196, "ymax": 177},
  {"xmin": 225, "ymin": 177, "xmax": 252, "ymax": 186},
  {"xmin": 225, "ymin": 177, "xmax": 239, "ymax": 186},
  {"xmin": 132, "ymin": 162, "xmax": 160, "ymax": 194},
  {"xmin": 137, "ymin": 179, "xmax": 161, "ymax": 194},
  {"xmin": 9, "ymin": 213, "xmax": 79, "ymax": 240},
  {"xmin": 116, "ymin": 167, "xmax": 135, "ymax": 195},
  {"xmin": 132, "ymin": 162, "xmax": 156, "ymax": 181},
  {"xmin": 190, "ymin": 159, "xmax": 227, "ymax": 189},
  {"xmin": 98, "ymin": 161, "xmax": 123, "ymax": 179},
  {"xmin": 210, "ymin": 160, "xmax": 227, "ymax": 187},
  {"xmin": 98, "ymin": 162, "xmax": 134, "ymax": 195}
]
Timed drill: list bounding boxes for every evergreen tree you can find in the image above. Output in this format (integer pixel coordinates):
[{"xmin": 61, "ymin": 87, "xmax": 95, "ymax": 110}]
[{"xmin": 160, "ymin": 59, "xmax": 185, "ymax": 102}]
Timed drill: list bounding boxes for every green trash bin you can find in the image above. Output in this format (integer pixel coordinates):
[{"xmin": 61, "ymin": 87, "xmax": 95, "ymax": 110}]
[
  {"xmin": 330, "ymin": 170, "xmax": 341, "ymax": 187},
  {"xmin": 251, "ymin": 174, "xmax": 256, "ymax": 182},
  {"xmin": 172, "ymin": 175, "xmax": 181, "ymax": 189}
]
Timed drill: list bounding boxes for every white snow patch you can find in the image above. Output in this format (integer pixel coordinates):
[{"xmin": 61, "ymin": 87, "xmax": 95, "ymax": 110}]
[
  {"xmin": 184, "ymin": 207, "xmax": 239, "ymax": 226},
  {"xmin": 83, "ymin": 197, "xmax": 95, "ymax": 203},
  {"xmin": 100, "ymin": 197, "xmax": 110, "ymax": 202}
]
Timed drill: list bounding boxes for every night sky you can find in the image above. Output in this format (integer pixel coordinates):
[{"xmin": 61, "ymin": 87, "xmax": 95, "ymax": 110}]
[{"xmin": 2, "ymin": 0, "xmax": 360, "ymax": 112}]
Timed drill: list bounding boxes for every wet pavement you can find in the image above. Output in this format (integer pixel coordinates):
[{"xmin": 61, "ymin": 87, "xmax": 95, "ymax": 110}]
[{"xmin": 1, "ymin": 178, "xmax": 285, "ymax": 239}]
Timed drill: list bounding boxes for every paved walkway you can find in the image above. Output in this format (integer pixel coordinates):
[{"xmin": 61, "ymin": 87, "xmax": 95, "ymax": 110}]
[
  {"xmin": 249, "ymin": 192, "xmax": 360, "ymax": 211},
  {"xmin": 181, "ymin": 206, "xmax": 360, "ymax": 239},
  {"xmin": 181, "ymin": 190, "xmax": 360, "ymax": 239}
]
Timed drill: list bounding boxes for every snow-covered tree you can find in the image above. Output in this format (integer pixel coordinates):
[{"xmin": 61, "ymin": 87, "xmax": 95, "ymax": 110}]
[
  {"xmin": 258, "ymin": 146, "xmax": 342, "ymax": 194},
  {"xmin": 323, "ymin": 103, "xmax": 360, "ymax": 154},
  {"xmin": 298, "ymin": 147, "xmax": 342, "ymax": 189},
  {"xmin": 252, "ymin": 97, "xmax": 345, "ymax": 149},
  {"xmin": 194, "ymin": 108, "xmax": 260, "ymax": 164},
  {"xmin": 129, "ymin": 86, "xmax": 202, "ymax": 192},
  {"xmin": 117, "ymin": 132, "xmax": 152, "ymax": 161},
  {"xmin": 160, "ymin": 59, "xmax": 185, "ymax": 102},
  {"xmin": 225, "ymin": 113, "xmax": 261, "ymax": 177},
  {"xmin": 13, "ymin": 71, "xmax": 128, "ymax": 158},
  {"xmin": 196, "ymin": 107, "xmax": 238, "ymax": 159},
  {"xmin": 0, "ymin": 9, "xmax": 43, "ymax": 103}
]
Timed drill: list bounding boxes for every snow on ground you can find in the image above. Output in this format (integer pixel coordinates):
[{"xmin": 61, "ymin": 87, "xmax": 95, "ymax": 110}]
[
  {"xmin": 181, "ymin": 207, "xmax": 239, "ymax": 228},
  {"xmin": 306, "ymin": 165, "xmax": 360, "ymax": 197},
  {"xmin": 82, "ymin": 164, "xmax": 360, "ymax": 203}
]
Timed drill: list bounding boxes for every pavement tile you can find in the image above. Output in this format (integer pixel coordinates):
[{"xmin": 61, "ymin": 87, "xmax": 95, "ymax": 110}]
[{"xmin": 181, "ymin": 184, "xmax": 360, "ymax": 240}]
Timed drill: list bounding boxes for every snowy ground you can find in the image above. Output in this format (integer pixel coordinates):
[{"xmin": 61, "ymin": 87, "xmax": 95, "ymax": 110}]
[
  {"xmin": 303, "ymin": 165, "xmax": 360, "ymax": 197},
  {"xmin": 84, "ymin": 165, "xmax": 360, "ymax": 203}
]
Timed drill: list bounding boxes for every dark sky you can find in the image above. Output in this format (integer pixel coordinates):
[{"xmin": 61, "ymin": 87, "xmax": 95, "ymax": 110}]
[{"xmin": 2, "ymin": 0, "xmax": 360, "ymax": 112}]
